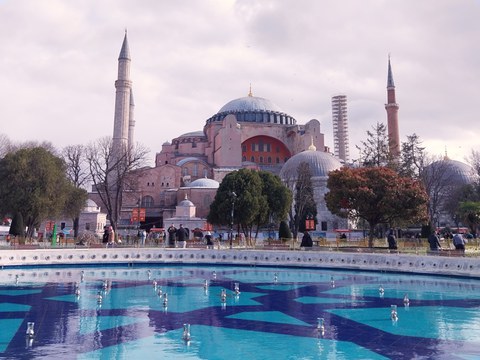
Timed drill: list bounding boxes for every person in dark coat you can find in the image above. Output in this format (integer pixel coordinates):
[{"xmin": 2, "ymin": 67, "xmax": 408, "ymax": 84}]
[
  {"xmin": 102, "ymin": 226, "xmax": 109, "ymax": 244},
  {"xmin": 387, "ymin": 229, "xmax": 398, "ymax": 250},
  {"xmin": 167, "ymin": 224, "xmax": 177, "ymax": 248},
  {"xmin": 428, "ymin": 231, "xmax": 442, "ymax": 251},
  {"xmin": 176, "ymin": 224, "xmax": 188, "ymax": 248},
  {"xmin": 204, "ymin": 231, "xmax": 213, "ymax": 249},
  {"xmin": 300, "ymin": 231, "xmax": 313, "ymax": 248}
]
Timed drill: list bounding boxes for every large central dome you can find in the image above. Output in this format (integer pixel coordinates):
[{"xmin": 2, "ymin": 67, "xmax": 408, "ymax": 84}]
[
  {"xmin": 218, "ymin": 96, "xmax": 283, "ymax": 113},
  {"xmin": 206, "ymin": 94, "xmax": 296, "ymax": 126}
]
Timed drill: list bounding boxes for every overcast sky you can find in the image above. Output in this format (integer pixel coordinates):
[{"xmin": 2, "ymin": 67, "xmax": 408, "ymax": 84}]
[{"xmin": 1, "ymin": 0, "xmax": 479, "ymax": 164}]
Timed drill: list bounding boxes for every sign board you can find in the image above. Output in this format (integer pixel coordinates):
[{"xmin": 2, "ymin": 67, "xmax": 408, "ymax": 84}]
[
  {"xmin": 45, "ymin": 221, "xmax": 55, "ymax": 232},
  {"xmin": 305, "ymin": 219, "xmax": 315, "ymax": 231},
  {"xmin": 131, "ymin": 208, "xmax": 146, "ymax": 223}
]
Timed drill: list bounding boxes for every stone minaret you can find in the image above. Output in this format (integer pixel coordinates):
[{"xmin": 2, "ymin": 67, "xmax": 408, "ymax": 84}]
[
  {"xmin": 385, "ymin": 56, "xmax": 400, "ymax": 157},
  {"xmin": 128, "ymin": 90, "xmax": 135, "ymax": 149},
  {"xmin": 112, "ymin": 31, "xmax": 133, "ymax": 155}
]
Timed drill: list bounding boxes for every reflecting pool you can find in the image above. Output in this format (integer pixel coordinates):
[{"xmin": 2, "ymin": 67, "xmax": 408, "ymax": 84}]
[{"xmin": 1, "ymin": 265, "xmax": 480, "ymax": 359}]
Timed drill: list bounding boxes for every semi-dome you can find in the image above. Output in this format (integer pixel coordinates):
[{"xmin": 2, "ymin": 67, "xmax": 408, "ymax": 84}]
[
  {"xmin": 206, "ymin": 94, "xmax": 296, "ymax": 126},
  {"xmin": 188, "ymin": 177, "xmax": 220, "ymax": 188},
  {"xmin": 280, "ymin": 149, "xmax": 343, "ymax": 179},
  {"xmin": 424, "ymin": 158, "xmax": 478, "ymax": 185}
]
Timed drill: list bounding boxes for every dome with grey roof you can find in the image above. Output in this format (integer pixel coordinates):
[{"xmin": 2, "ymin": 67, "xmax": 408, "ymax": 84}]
[
  {"xmin": 219, "ymin": 96, "xmax": 283, "ymax": 113},
  {"xmin": 179, "ymin": 197, "xmax": 195, "ymax": 207},
  {"xmin": 424, "ymin": 158, "xmax": 478, "ymax": 185},
  {"xmin": 188, "ymin": 177, "xmax": 220, "ymax": 188},
  {"xmin": 206, "ymin": 94, "xmax": 296, "ymax": 126},
  {"xmin": 178, "ymin": 131, "xmax": 205, "ymax": 138},
  {"xmin": 280, "ymin": 149, "xmax": 343, "ymax": 179}
]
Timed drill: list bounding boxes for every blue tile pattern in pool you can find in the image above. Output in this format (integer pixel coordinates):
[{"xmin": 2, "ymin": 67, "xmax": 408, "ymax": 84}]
[{"xmin": 1, "ymin": 266, "xmax": 480, "ymax": 359}]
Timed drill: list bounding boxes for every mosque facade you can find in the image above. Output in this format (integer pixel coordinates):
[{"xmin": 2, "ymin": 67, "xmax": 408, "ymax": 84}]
[{"xmin": 106, "ymin": 33, "xmax": 346, "ymax": 234}]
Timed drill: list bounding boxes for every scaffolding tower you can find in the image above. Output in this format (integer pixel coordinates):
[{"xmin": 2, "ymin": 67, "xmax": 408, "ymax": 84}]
[{"xmin": 331, "ymin": 95, "xmax": 349, "ymax": 163}]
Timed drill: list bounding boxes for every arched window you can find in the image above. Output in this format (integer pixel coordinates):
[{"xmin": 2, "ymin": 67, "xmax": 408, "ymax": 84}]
[{"xmin": 141, "ymin": 196, "xmax": 154, "ymax": 208}]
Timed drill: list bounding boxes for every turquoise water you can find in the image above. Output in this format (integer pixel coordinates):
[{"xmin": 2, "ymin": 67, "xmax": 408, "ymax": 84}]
[{"xmin": 1, "ymin": 266, "xmax": 480, "ymax": 359}]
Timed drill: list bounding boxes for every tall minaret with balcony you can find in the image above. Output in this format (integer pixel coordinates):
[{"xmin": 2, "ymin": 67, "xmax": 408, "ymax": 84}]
[
  {"xmin": 385, "ymin": 56, "xmax": 400, "ymax": 157},
  {"xmin": 112, "ymin": 31, "xmax": 133, "ymax": 156}
]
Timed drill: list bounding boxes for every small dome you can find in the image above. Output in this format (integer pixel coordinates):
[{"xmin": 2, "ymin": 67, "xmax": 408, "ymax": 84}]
[
  {"xmin": 178, "ymin": 131, "xmax": 205, "ymax": 138},
  {"xmin": 424, "ymin": 158, "xmax": 477, "ymax": 185},
  {"xmin": 188, "ymin": 177, "xmax": 220, "ymax": 188},
  {"xmin": 280, "ymin": 150, "xmax": 342, "ymax": 179},
  {"xmin": 179, "ymin": 194, "xmax": 195, "ymax": 207},
  {"xmin": 86, "ymin": 199, "xmax": 98, "ymax": 208}
]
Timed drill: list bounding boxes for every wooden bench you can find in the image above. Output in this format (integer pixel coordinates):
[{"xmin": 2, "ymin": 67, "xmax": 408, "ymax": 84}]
[
  {"xmin": 427, "ymin": 249, "xmax": 465, "ymax": 257},
  {"xmin": 14, "ymin": 244, "xmax": 40, "ymax": 249},
  {"xmin": 186, "ymin": 241, "xmax": 208, "ymax": 248},
  {"xmin": 263, "ymin": 241, "xmax": 290, "ymax": 250}
]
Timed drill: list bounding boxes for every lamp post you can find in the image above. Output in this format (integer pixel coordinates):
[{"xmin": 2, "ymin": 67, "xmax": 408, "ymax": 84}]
[{"xmin": 229, "ymin": 191, "xmax": 237, "ymax": 249}]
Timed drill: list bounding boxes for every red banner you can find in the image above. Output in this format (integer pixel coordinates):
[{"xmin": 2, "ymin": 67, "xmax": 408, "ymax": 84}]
[
  {"xmin": 45, "ymin": 221, "xmax": 55, "ymax": 232},
  {"xmin": 131, "ymin": 208, "xmax": 146, "ymax": 223}
]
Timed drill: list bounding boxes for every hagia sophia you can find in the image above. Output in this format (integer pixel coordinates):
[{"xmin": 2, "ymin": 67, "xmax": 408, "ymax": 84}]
[{"xmin": 85, "ymin": 32, "xmax": 477, "ymax": 239}]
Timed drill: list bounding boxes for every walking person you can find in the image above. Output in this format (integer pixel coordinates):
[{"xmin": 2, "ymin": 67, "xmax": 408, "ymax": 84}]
[
  {"xmin": 167, "ymin": 224, "xmax": 177, "ymax": 248},
  {"xmin": 176, "ymin": 224, "xmax": 188, "ymax": 248},
  {"xmin": 102, "ymin": 226, "xmax": 109, "ymax": 246},
  {"xmin": 204, "ymin": 231, "xmax": 214, "ymax": 249},
  {"xmin": 138, "ymin": 229, "xmax": 146, "ymax": 247},
  {"xmin": 387, "ymin": 229, "xmax": 398, "ymax": 250},
  {"xmin": 107, "ymin": 226, "xmax": 115, "ymax": 248},
  {"xmin": 428, "ymin": 230, "xmax": 442, "ymax": 251}
]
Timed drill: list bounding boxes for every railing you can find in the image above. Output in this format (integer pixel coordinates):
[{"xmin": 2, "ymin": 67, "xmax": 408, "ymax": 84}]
[{"xmin": 2, "ymin": 237, "xmax": 480, "ymax": 257}]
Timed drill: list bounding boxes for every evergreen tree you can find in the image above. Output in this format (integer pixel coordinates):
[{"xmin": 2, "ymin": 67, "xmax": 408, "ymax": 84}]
[
  {"xmin": 9, "ymin": 212, "xmax": 24, "ymax": 237},
  {"xmin": 356, "ymin": 122, "xmax": 396, "ymax": 168},
  {"xmin": 278, "ymin": 220, "xmax": 292, "ymax": 241}
]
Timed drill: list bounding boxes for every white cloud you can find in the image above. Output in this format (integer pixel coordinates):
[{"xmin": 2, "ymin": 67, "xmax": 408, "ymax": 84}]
[{"xmin": 0, "ymin": 0, "xmax": 479, "ymax": 163}]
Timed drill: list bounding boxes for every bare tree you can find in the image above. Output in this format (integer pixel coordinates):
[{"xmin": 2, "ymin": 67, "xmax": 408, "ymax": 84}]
[
  {"xmin": 281, "ymin": 162, "xmax": 317, "ymax": 238},
  {"xmin": 0, "ymin": 134, "xmax": 12, "ymax": 158},
  {"xmin": 421, "ymin": 155, "xmax": 460, "ymax": 227},
  {"xmin": 62, "ymin": 145, "xmax": 91, "ymax": 237},
  {"xmin": 466, "ymin": 149, "xmax": 480, "ymax": 178},
  {"xmin": 85, "ymin": 137, "xmax": 149, "ymax": 232}
]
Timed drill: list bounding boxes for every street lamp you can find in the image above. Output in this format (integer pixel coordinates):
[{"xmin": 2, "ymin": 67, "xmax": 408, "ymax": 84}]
[{"xmin": 229, "ymin": 191, "xmax": 237, "ymax": 249}]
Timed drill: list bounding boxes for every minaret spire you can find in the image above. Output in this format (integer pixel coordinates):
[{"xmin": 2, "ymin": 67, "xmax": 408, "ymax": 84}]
[
  {"xmin": 385, "ymin": 55, "xmax": 400, "ymax": 157},
  {"xmin": 112, "ymin": 31, "xmax": 133, "ymax": 155}
]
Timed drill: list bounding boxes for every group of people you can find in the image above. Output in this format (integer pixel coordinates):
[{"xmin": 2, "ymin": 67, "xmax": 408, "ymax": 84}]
[
  {"xmin": 428, "ymin": 230, "xmax": 467, "ymax": 251},
  {"xmin": 389, "ymin": 229, "xmax": 467, "ymax": 252},
  {"xmin": 102, "ymin": 226, "xmax": 116, "ymax": 247},
  {"xmin": 167, "ymin": 224, "xmax": 188, "ymax": 248}
]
